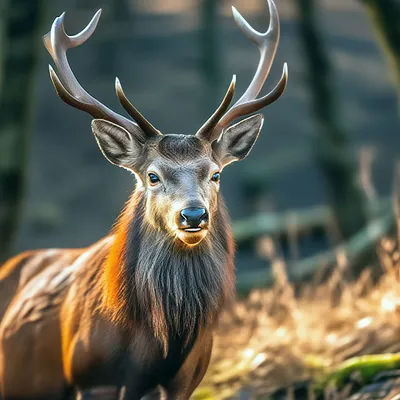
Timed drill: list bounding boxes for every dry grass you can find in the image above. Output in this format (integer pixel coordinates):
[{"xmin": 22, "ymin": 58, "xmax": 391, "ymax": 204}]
[{"xmin": 195, "ymin": 234, "xmax": 400, "ymax": 399}]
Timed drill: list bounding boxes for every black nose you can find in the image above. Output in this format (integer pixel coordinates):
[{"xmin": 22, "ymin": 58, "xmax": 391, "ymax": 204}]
[{"xmin": 180, "ymin": 207, "xmax": 208, "ymax": 228}]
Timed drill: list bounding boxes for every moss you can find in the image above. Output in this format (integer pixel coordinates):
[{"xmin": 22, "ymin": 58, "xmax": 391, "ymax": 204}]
[{"xmin": 313, "ymin": 353, "xmax": 400, "ymax": 393}]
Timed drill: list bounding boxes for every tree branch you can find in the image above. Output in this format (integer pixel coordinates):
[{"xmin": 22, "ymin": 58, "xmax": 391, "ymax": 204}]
[{"xmin": 235, "ymin": 205, "xmax": 393, "ymax": 294}]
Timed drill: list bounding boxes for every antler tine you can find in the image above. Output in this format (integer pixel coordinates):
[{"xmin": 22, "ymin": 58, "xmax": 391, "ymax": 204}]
[
  {"xmin": 195, "ymin": 75, "xmax": 236, "ymax": 140},
  {"xmin": 232, "ymin": 0, "xmax": 279, "ymax": 103},
  {"xmin": 115, "ymin": 78, "xmax": 161, "ymax": 137},
  {"xmin": 66, "ymin": 11, "xmax": 101, "ymax": 48},
  {"xmin": 43, "ymin": 11, "xmax": 101, "ymax": 64},
  {"xmin": 204, "ymin": 0, "xmax": 288, "ymax": 142},
  {"xmin": 212, "ymin": 62, "xmax": 287, "ymax": 141},
  {"xmin": 43, "ymin": 10, "xmax": 154, "ymax": 139}
]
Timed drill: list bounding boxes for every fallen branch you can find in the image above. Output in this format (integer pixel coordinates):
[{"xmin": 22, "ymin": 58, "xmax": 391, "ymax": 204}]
[
  {"xmin": 233, "ymin": 204, "xmax": 332, "ymax": 244},
  {"xmin": 235, "ymin": 206, "xmax": 394, "ymax": 294},
  {"xmin": 232, "ymin": 197, "xmax": 390, "ymax": 245}
]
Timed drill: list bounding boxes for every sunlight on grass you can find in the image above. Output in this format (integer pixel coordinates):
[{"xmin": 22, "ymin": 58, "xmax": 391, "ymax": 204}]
[{"xmin": 196, "ymin": 234, "xmax": 400, "ymax": 398}]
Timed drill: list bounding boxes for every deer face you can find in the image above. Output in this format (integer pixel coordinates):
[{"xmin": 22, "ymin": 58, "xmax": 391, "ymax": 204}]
[
  {"xmin": 91, "ymin": 116, "xmax": 263, "ymax": 246},
  {"xmin": 141, "ymin": 135, "xmax": 217, "ymax": 246}
]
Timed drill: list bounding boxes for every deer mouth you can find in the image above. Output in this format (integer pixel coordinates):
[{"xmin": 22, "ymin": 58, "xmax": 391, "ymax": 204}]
[
  {"xmin": 177, "ymin": 226, "xmax": 208, "ymax": 245},
  {"xmin": 182, "ymin": 227, "xmax": 203, "ymax": 233}
]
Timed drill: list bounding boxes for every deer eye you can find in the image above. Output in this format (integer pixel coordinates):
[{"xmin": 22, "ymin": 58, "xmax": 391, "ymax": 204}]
[
  {"xmin": 211, "ymin": 172, "xmax": 220, "ymax": 182},
  {"xmin": 148, "ymin": 173, "xmax": 160, "ymax": 185}
]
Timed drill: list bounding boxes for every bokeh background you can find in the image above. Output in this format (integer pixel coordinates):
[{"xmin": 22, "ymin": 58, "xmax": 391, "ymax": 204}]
[{"xmin": 2, "ymin": 0, "xmax": 398, "ymax": 285}]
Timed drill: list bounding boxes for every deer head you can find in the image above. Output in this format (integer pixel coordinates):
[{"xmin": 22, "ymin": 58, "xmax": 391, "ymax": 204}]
[{"xmin": 43, "ymin": 0, "xmax": 287, "ymax": 247}]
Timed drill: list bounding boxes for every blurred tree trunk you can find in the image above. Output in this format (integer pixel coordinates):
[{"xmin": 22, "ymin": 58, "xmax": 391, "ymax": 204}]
[
  {"xmin": 0, "ymin": 0, "xmax": 6, "ymax": 90},
  {"xmin": 359, "ymin": 0, "xmax": 400, "ymax": 113},
  {"xmin": 295, "ymin": 0, "xmax": 367, "ymax": 239},
  {"xmin": 113, "ymin": 0, "xmax": 132, "ymax": 23},
  {"xmin": 96, "ymin": 0, "xmax": 133, "ymax": 78},
  {"xmin": 0, "ymin": 0, "xmax": 45, "ymax": 262},
  {"xmin": 199, "ymin": 0, "xmax": 222, "ymax": 114}
]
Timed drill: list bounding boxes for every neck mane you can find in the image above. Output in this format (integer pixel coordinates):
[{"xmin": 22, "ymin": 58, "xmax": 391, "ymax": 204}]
[{"xmin": 101, "ymin": 188, "xmax": 235, "ymax": 354}]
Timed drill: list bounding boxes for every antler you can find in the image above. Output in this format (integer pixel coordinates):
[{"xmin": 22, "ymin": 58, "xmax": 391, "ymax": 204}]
[
  {"xmin": 196, "ymin": 0, "xmax": 288, "ymax": 142},
  {"xmin": 195, "ymin": 75, "xmax": 236, "ymax": 139},
  {"xmin": 115, "ymin": 78, "xmax": 161, "ymax": 136},
  {"xmin": 43, "ymin": 10, "xmax": 160, "ymax": 139}
]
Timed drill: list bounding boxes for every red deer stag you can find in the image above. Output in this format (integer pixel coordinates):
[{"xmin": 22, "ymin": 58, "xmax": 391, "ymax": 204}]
[{"xmin": 0, "ymin": 1, "xmax": 287, "ymax": 398}]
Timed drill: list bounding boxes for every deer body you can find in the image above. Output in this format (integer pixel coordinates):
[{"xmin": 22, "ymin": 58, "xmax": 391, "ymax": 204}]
[
  {"xmin": 0, "ymin": 191, "xmax": 233, "ymax": 399},
  {"xmin": 0, "ymin": 1, "xmax": 287, "ymax": 398}
]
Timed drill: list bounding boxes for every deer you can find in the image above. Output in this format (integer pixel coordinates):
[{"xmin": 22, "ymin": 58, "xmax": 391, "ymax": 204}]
[{"xmin": 0, "ymin": 0, "xmax": 287, "ymax": 398}]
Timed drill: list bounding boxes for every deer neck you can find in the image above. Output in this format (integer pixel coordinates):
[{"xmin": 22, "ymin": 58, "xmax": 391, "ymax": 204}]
[{"xmin": 101, "ymin": 188, "xmax": 235, "ymax": 353}]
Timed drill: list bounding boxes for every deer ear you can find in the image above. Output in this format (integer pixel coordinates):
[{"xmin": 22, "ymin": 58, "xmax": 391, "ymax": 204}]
[
  {"xmin": 91, "ymin": 119, "xmax": 144, "ymax": 169},
  {"xmin": 212, "ymin": 114, "xmax": 264, "ymax": 167}
]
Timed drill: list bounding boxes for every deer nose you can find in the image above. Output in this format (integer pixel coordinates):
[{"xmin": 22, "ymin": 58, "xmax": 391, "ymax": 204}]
[{"xmin": 180, "ymin": 207, "xmax": 208, "ymax": 228}]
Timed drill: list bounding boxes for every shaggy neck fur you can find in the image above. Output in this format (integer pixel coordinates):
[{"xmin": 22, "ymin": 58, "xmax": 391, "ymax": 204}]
[{"xmin": 102, "ymin": 189, "xmax": 235, "ymax": 354}]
